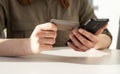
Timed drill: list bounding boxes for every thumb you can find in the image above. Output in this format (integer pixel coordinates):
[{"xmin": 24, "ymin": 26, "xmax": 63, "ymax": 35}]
[{"xmin": 39, "ymin": 23, "xmax": 57, "ymax": 31}]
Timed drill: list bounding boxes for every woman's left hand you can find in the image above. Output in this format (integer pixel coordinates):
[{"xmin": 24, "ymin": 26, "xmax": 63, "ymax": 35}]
[
  {"xmin": 67, "ymin": 23, "xmax": 109, "ymax": 51},
  {"xmin": 67, "ymin": 28, "xmax": 99, "ymax": 51}
]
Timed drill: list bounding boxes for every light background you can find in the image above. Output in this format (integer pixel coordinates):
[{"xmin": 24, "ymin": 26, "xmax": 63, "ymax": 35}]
[{"xmin": 93, "ymin": 0, "xmax": 120, "ymax": 49}]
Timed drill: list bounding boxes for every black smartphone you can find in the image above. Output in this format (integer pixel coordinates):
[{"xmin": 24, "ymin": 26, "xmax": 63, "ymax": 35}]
[
  {"xmin": 67, "ymin": 18, "xmax": 109, "ymax": 44},
  {"xmin": 79, "ymin": 18, "xmax": 109, "ymax": 34}
]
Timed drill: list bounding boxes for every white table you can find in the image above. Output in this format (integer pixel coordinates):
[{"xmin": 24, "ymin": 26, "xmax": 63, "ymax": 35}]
[{"xmin": 0, "ymin": 47, "xmax": 120, "ymax": 74}]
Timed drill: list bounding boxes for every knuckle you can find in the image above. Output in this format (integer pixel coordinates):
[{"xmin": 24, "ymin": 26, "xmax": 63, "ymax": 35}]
[
  {"xmin": 82, "ymin": 39, "xmax": 88, "ymax": 45},
  {"xmin": 53, "ymin": 32, "xmax": 57, "ymax": 38},
  {"xmin": 35, "ymin": 25, "xmax": 41, "ymax": 29},
  {"xmin": 49, "ymin": 23, "xmax": 57, "ymax": 31},
  {"xmin": 89, "ymin": 34, "xmax": 93, "ymax": 38}
]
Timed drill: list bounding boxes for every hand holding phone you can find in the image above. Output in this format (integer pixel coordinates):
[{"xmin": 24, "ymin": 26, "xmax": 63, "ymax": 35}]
[
  {"xmin": 49, "ymin": 18, "xmax": 109, "ymax": 45},
  {"xmin": 67, "ymin": 18, "xmax": 109, "ymax": 44}
]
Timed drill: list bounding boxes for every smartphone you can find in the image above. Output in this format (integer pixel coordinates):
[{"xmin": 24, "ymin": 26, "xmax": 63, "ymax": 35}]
[
  {"xmin": 67, "ymin": 18, "xmax": 109, "ymax": 44},
  {"xmin": 79, "ymin": 18, "xmax": 109, "ymax": 34}
]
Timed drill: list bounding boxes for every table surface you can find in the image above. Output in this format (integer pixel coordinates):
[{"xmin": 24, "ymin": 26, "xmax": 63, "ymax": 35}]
[{"xmin": 0, "ymin": 47, "xmax": 120, "ymax": 74}]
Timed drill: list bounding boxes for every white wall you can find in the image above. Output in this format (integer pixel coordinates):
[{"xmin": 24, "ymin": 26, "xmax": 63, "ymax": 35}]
[{"xmin": 93, "ymin": 0, "xmax": 120, "ymax": 49}]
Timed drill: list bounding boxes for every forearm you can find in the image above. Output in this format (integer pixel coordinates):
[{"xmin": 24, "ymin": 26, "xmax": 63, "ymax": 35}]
[
  {"xmin": 94, "ymin": 34, "xmax": 112, "ymax": 50},
  {"xmin": 0, "ymin": 38, "xmax": 33, "ymax": 56}
]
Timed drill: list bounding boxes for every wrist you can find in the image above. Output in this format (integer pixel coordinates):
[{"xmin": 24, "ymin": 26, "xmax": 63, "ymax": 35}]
[
  {"xmin": 22, "ymin": 38, "xmax": 38, "ymax": 55},
  {"xmin": 94, "ymin": 34, "xmax": 112, "ymax": 50},
  {"xmin": 25, "ymin": 38, "xmax": 42, "ymax": 54}
]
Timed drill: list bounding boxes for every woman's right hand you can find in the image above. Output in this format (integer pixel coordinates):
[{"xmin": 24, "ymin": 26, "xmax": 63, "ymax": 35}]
[{"xmin": 29, "ymin": 23, "xmax": 57, "ymax": 54}]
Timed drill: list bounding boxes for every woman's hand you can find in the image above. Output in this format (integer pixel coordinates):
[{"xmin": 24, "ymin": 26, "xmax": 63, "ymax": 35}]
[
  {"xmin": 67, "ymin": 23, "xmax": 111, "ymax": 51},
  {"xmin": 29, "ymin": 23, "xmax": 57, "ymax": 53},
  {"xmin": 67, "ymin": 29, "xmax": 98, "ymax": 51},
  {"xmin": 0, "ymin": 23, "xmax": 57, "ymax": 56}
]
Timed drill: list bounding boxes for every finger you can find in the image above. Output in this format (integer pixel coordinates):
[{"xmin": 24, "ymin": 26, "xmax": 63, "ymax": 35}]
[
  {"xmin": 67, "ymin": 42, "xmax": 86, "ymax": 52},
  {"xmin": 72, "ymin": 30, "xmax": 95, "ymax": 48},
  {"xmin": 79, "ymin": 29, "xmax": 98, "ymax": 43},
  {"xmin": 37, "ymin": 23, "xmax": 57, "ymax": 31},
  {"xmin": 39, "ymin": 38, "xmax": 56, "ymax": 45},
  {"xmin": 69, "ymin": 33, "xmax": 88, "ymax": 51},
  {"xmin": 31, "ymin": 23, "xmax": 57, "ymax": 38},
  {"xmin": 38, "ymin": 30, "xmax": 57, "ymax": 38},
  {"xmin": 40, "ymin": 44, "xmax": 53, "ymax": 50}
]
